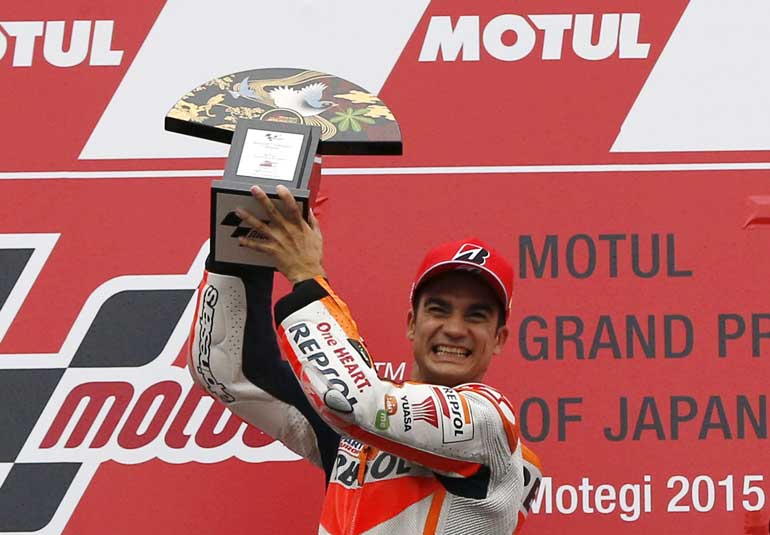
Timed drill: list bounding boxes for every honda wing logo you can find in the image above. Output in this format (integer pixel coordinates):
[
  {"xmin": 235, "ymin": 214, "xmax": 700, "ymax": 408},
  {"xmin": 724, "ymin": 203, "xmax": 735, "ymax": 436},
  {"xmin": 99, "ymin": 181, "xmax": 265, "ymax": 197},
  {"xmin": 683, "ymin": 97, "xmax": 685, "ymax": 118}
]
[{"xmin": 412, "ymin": 395, "xmax": 439, "ymax": 428}]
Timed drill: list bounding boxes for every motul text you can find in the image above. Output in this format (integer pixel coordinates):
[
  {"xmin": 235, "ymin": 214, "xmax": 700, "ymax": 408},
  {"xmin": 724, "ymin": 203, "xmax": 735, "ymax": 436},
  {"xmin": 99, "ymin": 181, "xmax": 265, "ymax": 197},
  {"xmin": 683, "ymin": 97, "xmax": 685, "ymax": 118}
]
[
  {"xmin": 0, "ymin": 20, "xmax": 123, "ymax": 67},
  {"xmin": 419, "ymin": 13, "xmax": 650, "ymax": 62}
]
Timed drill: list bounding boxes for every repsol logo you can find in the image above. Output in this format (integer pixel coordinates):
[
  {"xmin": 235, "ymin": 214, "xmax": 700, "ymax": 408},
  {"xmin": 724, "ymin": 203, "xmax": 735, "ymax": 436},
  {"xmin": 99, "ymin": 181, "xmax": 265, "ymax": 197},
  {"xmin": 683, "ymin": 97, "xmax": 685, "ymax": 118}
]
[
  {"xmin": 444, "ymin": 389, "xmax": 469, "ymax": 436},
  {"xmin": 0, "ymin": 20, "xmax": 123, "ymax": 67},
  {"xmin": 434, "ymin": 387, "xmax": 474, "ymax": 443},
  {"xmin": 287, "ymin": 322, "xmax": 360, "ymax": 408},
  {"xmin": 419, "ymin": 13, "xmax": 649, "ymax": 62}
]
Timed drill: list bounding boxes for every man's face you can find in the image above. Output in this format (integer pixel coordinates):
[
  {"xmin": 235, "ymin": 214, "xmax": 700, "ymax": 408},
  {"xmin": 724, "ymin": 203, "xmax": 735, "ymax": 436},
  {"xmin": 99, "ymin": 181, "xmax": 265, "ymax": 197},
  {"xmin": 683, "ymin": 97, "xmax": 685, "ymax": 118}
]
[{"xmin": 407, "ymin": 271, "xmax": 509, "ymax": 387}]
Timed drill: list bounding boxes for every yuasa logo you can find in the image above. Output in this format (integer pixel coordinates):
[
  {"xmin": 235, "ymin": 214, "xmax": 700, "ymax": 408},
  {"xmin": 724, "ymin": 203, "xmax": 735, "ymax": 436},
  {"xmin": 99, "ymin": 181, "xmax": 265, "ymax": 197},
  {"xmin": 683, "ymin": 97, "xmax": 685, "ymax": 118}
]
[
  {"xmin": 0, "ymin": 20, "xmax": 123, "ymax": 67},
  {"xmin": 419, "ymin": 13, "xmax": 650, "ymax": 62}
]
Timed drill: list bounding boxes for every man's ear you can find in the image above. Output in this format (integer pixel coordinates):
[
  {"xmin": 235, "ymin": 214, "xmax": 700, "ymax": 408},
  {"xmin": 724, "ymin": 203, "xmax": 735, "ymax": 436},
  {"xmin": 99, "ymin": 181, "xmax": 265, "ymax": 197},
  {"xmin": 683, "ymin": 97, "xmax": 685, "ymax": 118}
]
[
  {"xmin": 406, "ymin": 309, "xmax": 416, "ymax": 341},
  {"xmin": 493, "ymin": 325, "xmax": 509, "ymax": 355}
]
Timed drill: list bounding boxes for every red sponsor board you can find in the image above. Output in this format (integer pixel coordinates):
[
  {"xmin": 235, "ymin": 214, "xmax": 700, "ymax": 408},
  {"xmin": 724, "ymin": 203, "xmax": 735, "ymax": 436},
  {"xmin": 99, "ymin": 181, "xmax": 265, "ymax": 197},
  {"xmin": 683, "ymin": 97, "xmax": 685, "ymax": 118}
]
[{"xmin": 0, "ymin": 1, "xmax": 768, "ymax": 534}]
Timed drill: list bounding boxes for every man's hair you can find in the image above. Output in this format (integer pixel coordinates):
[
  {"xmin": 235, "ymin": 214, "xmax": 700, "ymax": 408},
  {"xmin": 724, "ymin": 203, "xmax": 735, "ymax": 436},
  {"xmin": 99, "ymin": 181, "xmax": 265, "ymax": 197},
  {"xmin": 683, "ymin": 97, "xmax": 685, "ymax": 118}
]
[{"xmin": 411, "ymin": 284, "xmax": 507, "ymax": 329}]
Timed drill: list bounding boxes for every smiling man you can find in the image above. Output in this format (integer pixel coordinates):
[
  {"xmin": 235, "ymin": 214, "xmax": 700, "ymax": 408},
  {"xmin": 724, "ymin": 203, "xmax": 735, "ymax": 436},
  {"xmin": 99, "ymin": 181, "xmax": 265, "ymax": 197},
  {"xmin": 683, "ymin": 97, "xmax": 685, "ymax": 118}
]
[
  {"xmin": 407, "ymin": 242, "xmax": 512, "ymax": 388},
  {"xmin": 189, "ymin": 185, "xmax": 542, "ymax": 535}
]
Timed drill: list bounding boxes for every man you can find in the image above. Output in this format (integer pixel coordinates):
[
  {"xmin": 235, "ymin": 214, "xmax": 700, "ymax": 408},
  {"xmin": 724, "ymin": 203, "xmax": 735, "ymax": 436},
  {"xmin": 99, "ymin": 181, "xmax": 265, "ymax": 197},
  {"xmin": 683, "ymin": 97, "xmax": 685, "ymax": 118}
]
[{"xmin": 189, "ymin": 185, "xmax": 542, "ymax": 534}]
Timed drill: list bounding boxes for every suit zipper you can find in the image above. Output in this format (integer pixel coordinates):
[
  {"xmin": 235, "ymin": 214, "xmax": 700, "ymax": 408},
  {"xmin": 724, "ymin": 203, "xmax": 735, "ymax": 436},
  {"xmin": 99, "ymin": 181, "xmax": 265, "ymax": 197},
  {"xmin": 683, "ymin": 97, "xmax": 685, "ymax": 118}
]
[{"xmin": 347, "ymin": 446, "xmax": 372, "ymax": 535}]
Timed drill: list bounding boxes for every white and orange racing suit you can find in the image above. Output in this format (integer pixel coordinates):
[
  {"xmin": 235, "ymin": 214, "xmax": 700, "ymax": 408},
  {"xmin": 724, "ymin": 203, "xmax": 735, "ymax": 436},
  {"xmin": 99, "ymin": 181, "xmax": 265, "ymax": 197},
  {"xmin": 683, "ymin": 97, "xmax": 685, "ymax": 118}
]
[{"xmin": 189, "ymin": 263, "xmax": 542, "ymax": 535}]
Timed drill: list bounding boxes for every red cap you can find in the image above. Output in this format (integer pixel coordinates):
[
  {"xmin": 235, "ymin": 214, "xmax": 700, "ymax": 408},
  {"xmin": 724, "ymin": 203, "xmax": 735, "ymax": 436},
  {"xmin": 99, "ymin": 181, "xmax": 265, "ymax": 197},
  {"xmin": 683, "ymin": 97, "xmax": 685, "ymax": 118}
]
[{"xmin": 410, "ymin": 238, "xmax": 513, "ymax": 320}]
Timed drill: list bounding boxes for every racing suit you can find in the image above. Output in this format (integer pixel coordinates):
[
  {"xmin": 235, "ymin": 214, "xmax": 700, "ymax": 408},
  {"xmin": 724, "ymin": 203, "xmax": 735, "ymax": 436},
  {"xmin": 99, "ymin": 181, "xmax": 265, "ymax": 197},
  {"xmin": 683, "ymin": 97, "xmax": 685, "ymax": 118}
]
[{"xmin": 189, "ymin": 263, "xmax": 542, "ymax": 534}]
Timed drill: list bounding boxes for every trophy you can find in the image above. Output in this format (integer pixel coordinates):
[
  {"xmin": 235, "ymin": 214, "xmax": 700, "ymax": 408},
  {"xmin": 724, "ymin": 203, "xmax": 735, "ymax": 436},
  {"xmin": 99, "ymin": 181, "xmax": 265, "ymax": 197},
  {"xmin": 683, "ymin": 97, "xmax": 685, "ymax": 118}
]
[
  {"xmin": 210, "ymin": 119, "xmax": 320, "ymax": 267},
  {"xmin": 166, "ymin": 67, "xmax": 402, "ymax": 268}
]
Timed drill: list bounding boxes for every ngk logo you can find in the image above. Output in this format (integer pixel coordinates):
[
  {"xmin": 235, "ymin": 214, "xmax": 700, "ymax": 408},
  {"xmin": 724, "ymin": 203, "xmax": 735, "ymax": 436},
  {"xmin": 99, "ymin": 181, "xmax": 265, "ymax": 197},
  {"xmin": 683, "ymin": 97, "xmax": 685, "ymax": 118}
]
[
  {"xmin": 0, "ymin": 20, "xmax": 123, "ymax": 67},
  {"xmin": 419, "ymin": 13, "xmax": 650, "ymax": 62}
]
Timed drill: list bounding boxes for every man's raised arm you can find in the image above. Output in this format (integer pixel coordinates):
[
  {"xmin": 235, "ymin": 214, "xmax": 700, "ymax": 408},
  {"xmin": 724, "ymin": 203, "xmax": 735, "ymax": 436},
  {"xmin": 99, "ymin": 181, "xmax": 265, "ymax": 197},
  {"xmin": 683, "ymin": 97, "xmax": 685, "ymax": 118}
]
[{"xmin": 188, "ymin": 259, "xmax": 339, "ymax": 476}]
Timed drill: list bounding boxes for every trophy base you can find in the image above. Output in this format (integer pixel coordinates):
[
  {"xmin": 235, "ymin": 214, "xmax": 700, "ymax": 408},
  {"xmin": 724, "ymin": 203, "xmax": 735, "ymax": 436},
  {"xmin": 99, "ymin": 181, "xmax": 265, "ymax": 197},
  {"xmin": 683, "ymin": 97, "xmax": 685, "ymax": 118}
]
[{"xmin": 210, "ymin": 182, "xmax": 310, "ymax": 268}]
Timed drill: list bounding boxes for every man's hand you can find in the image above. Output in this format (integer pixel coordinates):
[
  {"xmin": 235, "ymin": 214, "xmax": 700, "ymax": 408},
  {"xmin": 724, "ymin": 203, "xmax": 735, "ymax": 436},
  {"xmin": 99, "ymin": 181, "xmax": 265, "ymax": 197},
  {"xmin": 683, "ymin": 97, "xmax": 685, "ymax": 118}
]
[{"xmin": 235, "ymin": 184, "xmax": 326, "ymax": 284}]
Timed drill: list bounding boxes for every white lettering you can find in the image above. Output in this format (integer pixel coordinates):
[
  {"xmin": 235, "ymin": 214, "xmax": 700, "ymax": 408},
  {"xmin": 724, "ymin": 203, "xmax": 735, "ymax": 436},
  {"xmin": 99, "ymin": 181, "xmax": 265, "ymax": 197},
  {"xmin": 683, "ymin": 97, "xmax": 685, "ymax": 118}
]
[
  {"xmin": 618, "ymin": 483, "xmax": 641, "ymax": 521},
  {"xmin": 375, "ymin": 361, "xmax": 406, "ymax": 381},
  {"xmin": 578, "ymin": 477, "xmax": 595, "ymax": 513},
  {"xmin": 529, "ymin": 475, "xmax": 652, "ymax": 522},
  {"xmin": 618, "ymin": 13, "xmax": 650, "ymax": 59},
  {"xmin": 0, "ymin": 20, "xmax": 123, "ymax": 67},
  {"xmin": 529, "ymin": 14, "xmax": 572, "ymax": 60},
  {"xmin": 595, "ymin": 484, "xmax": 616, "ymax": 513},
  {"xmin": 44, "ymin": 20, "xmax": 91, "ymax": 67},
  {"xmin": 419, "ymin": 16, "xmax": 479, "ymax": 62},
  {"xmin": 556, "ymin": 484, "xmax": 578, "ymax": 514},
  {"xmin": 90, "ymin": 20, "xmax": 123, "ymax": 66},
  {"xmin": 2, "ymin": 21, "xmax": 44, "ymax": 66},
  {"xmin": 419, "ymin": 13, "xmax": 650, "ymax": 63},
  {"xmin": 483, "ymin": 14, "xmax": 535, "ymax": 61},
  {"xmin": 529, "ymin": 475, "xmax": 550, "ymax": 513},
  {"xmin": 573, "ymin": 14, "xmax": 619, "ymax": 61}
]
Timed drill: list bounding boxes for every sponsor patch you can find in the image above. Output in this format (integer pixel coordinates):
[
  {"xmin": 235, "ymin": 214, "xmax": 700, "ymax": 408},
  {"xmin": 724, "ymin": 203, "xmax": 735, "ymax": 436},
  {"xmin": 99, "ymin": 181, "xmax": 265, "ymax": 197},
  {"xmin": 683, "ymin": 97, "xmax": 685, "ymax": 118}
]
[
  {"xmin": 400, "ymin": 395, "xmax": 413, "ymax": 431},
  {"xmin": 195, "ymin": 285, "xmax": 235, "ymax": 404},
  {"xmin": 433, "ymin": 387, "xmax": 474, "ymax": 443},
  {"xmin": 412, "ymin": 394, "xmax": 439, "ymax": 428},
  {"xmin": 374, "ymin": 409, "xmax": 390, "ymax": 431},
  {"xmin": 384, "ymin": 394, "xmax": 398, "ymax": 415},
  {"xmin": 331, "ymin": 449, "xmax": 413, "ymax": 488},
  {"xmin": 339, "ymin": 438, "xmax": 364, "ymax": 456},
  {"xmin": 286, "ymin": 322, "xmax": 363, "ymax": 406},
  {"xmin": 453, "ymin": 243, "xmax": 489, "ymax": 265}
]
